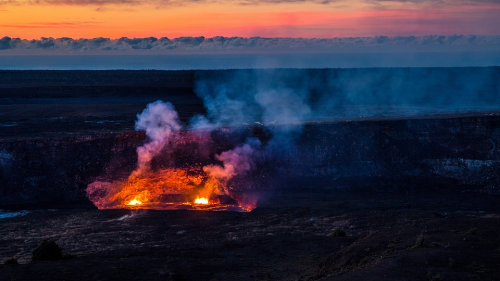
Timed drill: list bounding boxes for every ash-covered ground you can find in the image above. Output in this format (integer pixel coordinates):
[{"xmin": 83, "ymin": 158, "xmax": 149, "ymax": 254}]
[
  {"xmin": 1, "ymin": 69, "xmax": 500, "ymax": 280},
  {"xmin": 2, "ymin": 191, "xmax": 500, "ymax": 280}
]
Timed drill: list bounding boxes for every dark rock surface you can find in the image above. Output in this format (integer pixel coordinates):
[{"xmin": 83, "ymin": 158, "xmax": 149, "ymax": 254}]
[
  {"xmin": 0, "ymin": 133, "xmax": 142, "ymax": 208},
  {"xmin": 31, "ymin": 240, "xmax": 63, "ymax": 262},
  {"xmin": 1, "ymin": 190, "xmax": 499, "ymax": 280}
]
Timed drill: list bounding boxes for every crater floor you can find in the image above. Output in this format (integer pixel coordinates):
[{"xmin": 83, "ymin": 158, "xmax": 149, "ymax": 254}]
[{"xmin": 1, "ymin": 190, "xmax": 500, "ymax": 281}]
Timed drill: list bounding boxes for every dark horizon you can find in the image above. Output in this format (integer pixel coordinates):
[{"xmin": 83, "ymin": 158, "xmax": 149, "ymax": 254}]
[{"xmin": 1, "ymin": 52, "xmax": 500, "ymax": 70}]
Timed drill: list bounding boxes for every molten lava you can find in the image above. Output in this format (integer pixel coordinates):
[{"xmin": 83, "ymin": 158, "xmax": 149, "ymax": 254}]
[
  {"xmin": 194, "ymin": 197, "xmax": 209, "ymax": 204},
  {"xmin": 85, "ymin": 130, "xmax": 258, "ymax": 212},
  {"xmin": 127, "ymin": 199, "xmax": 142, "ymax": 206},
  {"xmin": 87, "ymin": 167, "xmax": 257, "ymax": 212}
]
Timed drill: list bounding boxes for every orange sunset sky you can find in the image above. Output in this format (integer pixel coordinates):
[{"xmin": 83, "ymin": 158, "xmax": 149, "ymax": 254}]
[{"xmin": 1, "ymin": 0, "xmax": 500, "ymax": 39}]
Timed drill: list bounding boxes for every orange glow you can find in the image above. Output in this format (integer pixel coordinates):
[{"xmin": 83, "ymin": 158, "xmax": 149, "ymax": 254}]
[
  {"xmin": 84, "ymin": 130, "xmax": 258, "ymax": 212},
  {"xmin": 1, "ymin": 1, "xmax": 499, "ymax": 39},
  {"xmin": 194, "ymin": 197, "xmax": 209, "ymax": 205},
  {"xmin": 86, "ymin": 167, "xmax": 257, "ymax": 212},
  {"xmin": 127, "ymin": 198, "xmax": 142, "ymax": 206},
  {"xmin": 0, "ymin": 4, "xmax": 361, "ymax": 39}
]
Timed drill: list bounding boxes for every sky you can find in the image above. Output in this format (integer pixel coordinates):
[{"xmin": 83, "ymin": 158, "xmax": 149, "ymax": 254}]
[{"xmin": 1, "ymin": 0, "xmax": 500, "ymax": 39}]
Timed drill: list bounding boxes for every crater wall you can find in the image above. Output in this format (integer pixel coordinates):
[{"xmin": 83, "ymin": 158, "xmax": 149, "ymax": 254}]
[{"xmin": 2, "ymin": 115, "xmax": 500, "ymax": 209}]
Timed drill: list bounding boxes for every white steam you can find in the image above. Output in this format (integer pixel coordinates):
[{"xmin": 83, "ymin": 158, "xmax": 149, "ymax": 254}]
[
  {"xmin": 131, "ymin": 99, "xmax": 263, "ymax": 191},
  {"xmin": 203, "ymin": 138, "xmax": 261, "ymax": 181},
  {"xmin": 133, "ymin": 100, "xmax": 181, "ymax": 177},
  {"xmin": 190, "ymin": 70, "xmax": 314, "ymax": 129},
  {"xmin": 190, "ymin": 70, "xmax": 315, "ymax": 164},
  {"xmin": 254, "ymin": 88, "xmax": 311, "ymax": 125},
  {"xmin": 190, "ymin": 72, "xmax": 315, "ymax": 186}
]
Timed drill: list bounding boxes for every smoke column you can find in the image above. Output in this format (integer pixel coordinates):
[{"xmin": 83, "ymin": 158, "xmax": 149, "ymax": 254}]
[
  {"xmin": 190, "ymin": 70, "xmax": 315, "ymax": 171},
  {"xmin": 189, "ymin": 69, "xmax": 314, "ymax": 186},
  {"xmin": 192, "ymin": 68, "xmax": 500, "ymax": 125},
  {"xmin": 87, "ymin": 68, "xmax": 500, "ymax": 209},
  {"xmin": 132, "ymin": 100, "xmax": 182, "ymax": 177},
  {"xmin": 204, "ymin": 138, "xmax": 261, "ymax": 183}
]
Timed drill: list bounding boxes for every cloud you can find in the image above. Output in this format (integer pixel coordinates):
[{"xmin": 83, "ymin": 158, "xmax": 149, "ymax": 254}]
[
  {"xmin": 0, "ymin": 35, "xmax": 499, "ymax": 52},
  {"xmin": 0, "ymin": 36, "xmax": 11, "ymax": 50}
]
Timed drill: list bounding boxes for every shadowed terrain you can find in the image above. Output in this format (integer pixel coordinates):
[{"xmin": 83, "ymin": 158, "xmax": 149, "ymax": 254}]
[
  {"xmin": 1, "ymin": 69, "xmax": 500, "ymax": 280},
  {"xmin": 1, "ymin": 191, "xmax": 500, "ymax": 280}
]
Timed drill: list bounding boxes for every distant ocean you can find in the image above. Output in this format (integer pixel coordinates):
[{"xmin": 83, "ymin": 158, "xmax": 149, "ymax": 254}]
[{"xmin": 1, "ymin": 52, "xmax": 499, "ymax": 70}]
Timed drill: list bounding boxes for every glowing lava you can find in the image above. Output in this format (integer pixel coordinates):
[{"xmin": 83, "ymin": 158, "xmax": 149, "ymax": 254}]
[
  {"xmin": 127, "ymin": 198, "xmax": 142, "ymax": 206},
  {"xmin": 194, "ymin": 197, "xmax": 209, "ymax": 204},
  {"xmin": 84, "ymin": 116, "xmax": 258, "ymax": 212},
  {"xmin": 86, "ymin": 167, "xmax": 257, "ymax": 212}
]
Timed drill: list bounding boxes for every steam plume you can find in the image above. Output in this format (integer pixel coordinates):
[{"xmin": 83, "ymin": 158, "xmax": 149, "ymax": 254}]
[
  {"xmin": 191, "ymin": 71, "xmax": 312, "ymax": 129},
  {"xmin": 87, "ymin": 68, "xmax": 500, "ymax": 210},
  {"xmin": 204, "ymin": 138, "xmax": 261, "ymax": 181},
  {"xmin": 132, "ymin": 100, "xmax": 181, "ymax": 177},
  {"xmin": 190, "ymin": 70, "xmax": 314, "ymax": 188},
  {"xmin": 191, "ymin": 70, "xmax": 314, "ymax": 165}
]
